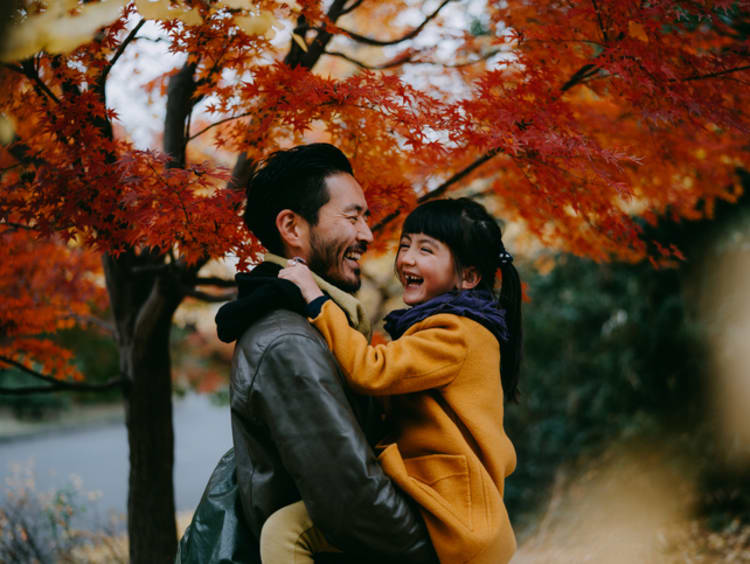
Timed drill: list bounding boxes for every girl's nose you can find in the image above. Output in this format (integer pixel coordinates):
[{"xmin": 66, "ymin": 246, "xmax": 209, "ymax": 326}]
[{"xmin": 399, "ymin": 248, "xmax": 416, "ymax": 265}]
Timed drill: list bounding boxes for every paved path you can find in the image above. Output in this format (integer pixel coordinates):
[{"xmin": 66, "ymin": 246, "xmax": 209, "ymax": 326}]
[{"xmin": 1, "ymin": 393, "xmax": 232, "ymax": 529}]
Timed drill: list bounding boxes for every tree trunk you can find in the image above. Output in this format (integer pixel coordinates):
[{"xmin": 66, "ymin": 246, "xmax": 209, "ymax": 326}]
[{"xmin": 104, "ymin": 253, "xmax": 184, "ymax": 563}]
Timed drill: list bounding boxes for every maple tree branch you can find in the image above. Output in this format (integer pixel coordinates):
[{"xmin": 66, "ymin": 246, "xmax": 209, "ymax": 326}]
[
  {"xmin": 0, "ymin": 221, "xmax": 38, "ymax": 231},
  {"xmin": 324, "ymin": 49, "xmax": 501, "ymax": 70},
  {"xmin": 3, "ymin": 62, "xmax": 59, "ymax": 103},
  {"xmin": 188, "ymin": 112, "xmax": 252, "ymax": 141},
  {"xmin": 68, "ymin": 314, "xmax": 116, "ymax": 336},
  {"xmin": 591, "ymin": 0, "xmax": 610, "ymax": 43},
  {"xmin": 335, "ymin": 0, "xmax": 454, "ymax": 47},
  {"xmin": 416, "ymin": 148, "xmax": 503, "ymax": 203},
  {"xmin": 99, "ymin": 18, "xmax": 146, "ymax": 89},
  {"xmin": 0, "ymin": 380, "xmax": 123, "ymax": 395},
  {"xmin": 194, "ymin": 276, "xmax": 237, "ymax": 288},
  {"xmin": 371, "ymin": 147, "xmax": 503, "ymax": 233},
  {"xmin": 0, "ymin": 356, "xmax": 124, "ymax": 394},
  {"xmin": 681, "ymin": 64, "xmax": 750, "ymax": 81},
  {"xmin": 323, "ymin": 50, "xmax": 408, "ymax": 70},
  {"xmin": 560, "ymin": 63, "xmax": 600, "ymax": 91},
  {"xmin": 5, "ymin": 136, "xmax": 46, "ymax": 167},
  {"xmin": 130, "ymin": 263, "xmax": 172, "ymax": 275},
  {"xmin": 164, "ymin": 62, "xmax": 198, "ymax": 167},
  {"xmin": 134, "ymin": 35, "xmax": 167, "ymax": 43},
  {"xmin": 285, "ymin": 0, "xmax": 351, "ymax": 69},
  {"xmin": 340, "ymin": 0, "xmax": 365, "ymax": 16},
  {"xmin": 184, "ymin": 288, "xmax": 236, "ymax": 302}
]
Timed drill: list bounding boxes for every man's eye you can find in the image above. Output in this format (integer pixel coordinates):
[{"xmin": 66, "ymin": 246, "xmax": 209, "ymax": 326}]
[
  {"xmin": 347, "ymin": 216, "xmax": 358, "ymax": 223},
  {"xmin": 421, "ymin": 247, "xmax": 433, "ymax": 254}
]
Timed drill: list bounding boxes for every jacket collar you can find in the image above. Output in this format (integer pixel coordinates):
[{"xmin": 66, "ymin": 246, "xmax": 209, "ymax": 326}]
[{"xmin": 215, "ymin": 254, "xmax": 371, "ymax": 343}]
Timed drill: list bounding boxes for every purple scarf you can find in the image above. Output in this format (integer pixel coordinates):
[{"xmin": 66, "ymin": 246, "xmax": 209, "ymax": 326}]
[{"xmin": 384, "ymin": 289, "xmax": 509, "ymax": 345}]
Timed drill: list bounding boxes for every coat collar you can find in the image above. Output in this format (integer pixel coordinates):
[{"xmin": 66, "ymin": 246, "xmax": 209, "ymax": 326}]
[
  {"xmin": 215, "ymin": 255, "xmax": 371, "ymax": 343},
  {"xmin": 384, "ymin": 289, "xmax": 508, "ymax": 345}
]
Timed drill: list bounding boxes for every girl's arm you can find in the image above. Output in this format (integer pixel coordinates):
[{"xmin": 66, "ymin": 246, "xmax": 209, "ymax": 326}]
[
  {"xmin": 311, "ymin": 298, "xmax": 466, "ymax": 396},
  {"xmin": 279, "ymin": 260, "xmax": 466, "ymax": 395}
]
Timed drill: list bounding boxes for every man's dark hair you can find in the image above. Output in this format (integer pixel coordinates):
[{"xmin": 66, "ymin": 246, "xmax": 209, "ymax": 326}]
[{"xmin": 243, "ymin": 143, "xmax": 354, "ymax": 254}]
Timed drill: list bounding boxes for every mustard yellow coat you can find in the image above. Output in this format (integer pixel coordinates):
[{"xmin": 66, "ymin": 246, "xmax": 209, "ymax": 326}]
[{"xmin": 311, "ymin": 300, "xmax": 517, "ymax": 564}]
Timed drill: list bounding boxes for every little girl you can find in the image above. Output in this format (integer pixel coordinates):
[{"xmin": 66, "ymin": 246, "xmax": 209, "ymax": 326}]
[{"xmin": 268, "ymin": 197, "xmax": 522, "ymax": 564}]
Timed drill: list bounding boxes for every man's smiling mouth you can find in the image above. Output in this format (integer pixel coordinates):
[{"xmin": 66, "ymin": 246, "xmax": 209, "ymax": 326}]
[
  {"xmin": 344, "ymin": 250, "xmax": 362, "ymax": 263},
  {"xmin": 343, "ymin": 246, "xmax": 366, "ymax": 268}
]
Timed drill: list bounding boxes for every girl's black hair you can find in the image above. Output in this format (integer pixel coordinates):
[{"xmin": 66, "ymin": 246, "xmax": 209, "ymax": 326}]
[{"xmin": 401, "ymin": 198, "xmax": 522, "ymax": 402}]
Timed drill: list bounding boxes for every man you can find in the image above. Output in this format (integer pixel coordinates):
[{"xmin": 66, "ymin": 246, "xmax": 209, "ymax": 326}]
[{"xmin": 177, "ymin": 144, "xmax": 436, "ymax": 563}]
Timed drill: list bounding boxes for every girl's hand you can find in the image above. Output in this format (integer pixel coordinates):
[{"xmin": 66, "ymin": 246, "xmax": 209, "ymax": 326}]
[{"xmin": 278, "ymin": 259, "xmax": 324, "ymax": 303}]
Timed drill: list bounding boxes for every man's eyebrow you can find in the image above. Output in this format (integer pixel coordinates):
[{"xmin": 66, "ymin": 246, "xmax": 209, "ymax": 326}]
[{"xmin": 344, "ymin": 204, "xmax": 370, "ymax": 216}]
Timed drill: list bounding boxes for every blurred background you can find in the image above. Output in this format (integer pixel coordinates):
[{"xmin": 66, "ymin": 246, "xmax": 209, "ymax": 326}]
[
  {"xmin": 2, "ymin": 1, "xmax": 750, "ymax": 562},
  {"xmin": 3, "ymin": 177, "xmax": 749, "ymax": 561}
]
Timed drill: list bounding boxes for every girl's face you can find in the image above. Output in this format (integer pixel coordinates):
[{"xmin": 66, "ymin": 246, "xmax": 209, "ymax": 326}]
[{"xmin": 396, "ymin": 233, "xmax": 461, "ymax": 305}]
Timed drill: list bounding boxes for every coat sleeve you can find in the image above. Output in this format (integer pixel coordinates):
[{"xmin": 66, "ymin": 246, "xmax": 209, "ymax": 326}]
[
  {"xmin": 311, "ymin": 300, "xmax": 467, "ymax": 396},
  {"xmin": 243, "ymin": 332, "xmax": 437, "ymax": 563}
]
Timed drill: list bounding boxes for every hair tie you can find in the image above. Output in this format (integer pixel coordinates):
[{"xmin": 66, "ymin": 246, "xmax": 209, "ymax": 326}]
[{"xmin": 498, "ymin": 250, "xmax": 514, "ymax": 265}]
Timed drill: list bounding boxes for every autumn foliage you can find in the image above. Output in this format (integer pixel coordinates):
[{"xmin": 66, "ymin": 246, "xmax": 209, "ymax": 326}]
[
  {"xmin": 1, "ymin": 0, "xmax": 749, "ymax": 560},
  {"xmin": 3, "ymin": 0, "xmax": 748, "ymax": 381},
  {"xmin": 0, "ymin": 230, "xmax": 106, "ymax": 382}
]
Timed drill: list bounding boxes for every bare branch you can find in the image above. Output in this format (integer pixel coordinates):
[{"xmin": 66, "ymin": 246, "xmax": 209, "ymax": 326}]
[
  {"xmin": 184, "ymin": 288, "xmax": 236, "ymax": 302},
  {"xmin": 372, "ymin": 147, "xmax": 503, "ymax": 233},
  {"xmin": 164, "ymin": 62, "xmax": 198, "ymax": 167},
  {"xmin": 0, "ymin": 221, "xmax": 39, "ymax": 231},
  {"xmin": 0, "ymin": 355, "xmax": 123, "ymax": 393},
  {"xmin": 324, "ymin": 49, "xmax": 502, "ymax": 70},
  {"xmin": 98, "ymin": 18, "xmax": 146, "ymax": 89},
  {"xmin": 284, "ymin": 0, "xmax": 350, "ymax": 69},
  {"xmin": 591, "ymin": 0, "xmax": 609, "ymax": 43},
  {"xmin": 188, "ymin": 111, "xmax": 252, "ymax": 141},
  {"xmin": 560, "ymin": 63, "xmax": 600, "ymax": 91},
  {"xmin": 3, "ymin": 62, "xmax": 60, "ymax": 103},
  {"xmin": 130, "ymin": 262, "xmax": 172, "ymax": 275},
  {"xmin": 323, "ymin": 49, "xmax": 401, "ymax": 70},
  {"xmin": 682, "ymin": 64, "xmax": 750, "ymax": 81},
  {"xmin": 69, "ymin": 314, "xmax": 116, "ymax": 336},
  {"xmin": 335, "ymin": 0, "xmax": 454, "ymax": 47},
  {"xmin": 194, "ymin": 276, "xmax": 237, "ymax": 288},
  {"xmin": 340, "ymin": 0, "xmax": 365, "ymax": 16},
  {"xmin": 0, "ymin": 381, "xmax": 122, "ymax": 395}
]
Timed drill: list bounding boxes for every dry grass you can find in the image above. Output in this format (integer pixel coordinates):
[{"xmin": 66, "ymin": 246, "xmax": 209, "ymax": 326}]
[{"xmin": 513, "ymin": 444, "xmax": 750, "ymax": 563}]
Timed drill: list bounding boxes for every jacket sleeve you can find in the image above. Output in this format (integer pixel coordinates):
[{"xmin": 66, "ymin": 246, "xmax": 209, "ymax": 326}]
[
  {"xmin": 311, "ymin": 300, "xmax": 467, "ymax": 395},
  {"xmin": 242, "ymin": 332, "xmax": 437, "ymax": 563}
]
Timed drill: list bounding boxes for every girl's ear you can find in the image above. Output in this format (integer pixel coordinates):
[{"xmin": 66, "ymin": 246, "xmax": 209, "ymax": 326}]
[{"xmin": 458, "ymin": 266, "xmax": 481, "ymax": 290}]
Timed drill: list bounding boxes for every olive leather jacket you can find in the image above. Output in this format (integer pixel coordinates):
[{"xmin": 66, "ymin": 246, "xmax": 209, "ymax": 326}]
[{"xmin": 176, "ymin": 263, "xmax": 436, "ymax": 564}]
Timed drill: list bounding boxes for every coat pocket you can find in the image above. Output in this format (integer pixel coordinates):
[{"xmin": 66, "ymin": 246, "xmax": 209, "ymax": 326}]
[{"xmin": 404, "ymin": 453, "xmax": 473, "ymax": 530}]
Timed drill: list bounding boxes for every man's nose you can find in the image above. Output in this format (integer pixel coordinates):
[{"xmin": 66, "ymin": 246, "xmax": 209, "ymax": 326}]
[{"xmin": 358, "ymin": 219, "xmax": 374, "ymax": 244}]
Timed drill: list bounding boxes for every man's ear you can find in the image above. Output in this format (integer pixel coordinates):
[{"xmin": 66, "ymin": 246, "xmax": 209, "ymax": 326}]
[
  {"xmin": 275, "ymin": 209, "xmax": 310, "ymax": 256},
  {"xmin": 458, "ymin": 266, "xmax": 481, "ymax": 290}
]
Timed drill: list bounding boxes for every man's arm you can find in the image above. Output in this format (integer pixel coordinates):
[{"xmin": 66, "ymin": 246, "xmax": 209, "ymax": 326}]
[{"xmin": 239, "ymin": 331, "xmax": 437, "ymax": 563}]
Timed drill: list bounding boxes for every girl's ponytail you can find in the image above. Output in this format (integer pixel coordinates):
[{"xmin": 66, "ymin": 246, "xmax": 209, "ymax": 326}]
[{"xmin": 498, "ymin": 253, "xmax": 522, "ymax": 403}]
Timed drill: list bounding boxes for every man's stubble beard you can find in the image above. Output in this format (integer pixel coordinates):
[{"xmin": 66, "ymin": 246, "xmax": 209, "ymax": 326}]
[{"xmin": 308, "ymin": 229, "xmax": 362, "ymax": 294}]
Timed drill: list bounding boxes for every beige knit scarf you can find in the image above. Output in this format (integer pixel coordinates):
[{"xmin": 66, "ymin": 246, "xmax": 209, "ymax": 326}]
[{"xmin": 264, "ymin": 253, "xmax": 371, "ymax": 340}]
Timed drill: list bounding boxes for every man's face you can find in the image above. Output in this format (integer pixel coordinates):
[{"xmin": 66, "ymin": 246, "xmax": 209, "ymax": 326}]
[{"xmin": 306, "ymin": 173, "xmax": 373, "ymax": 293}]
